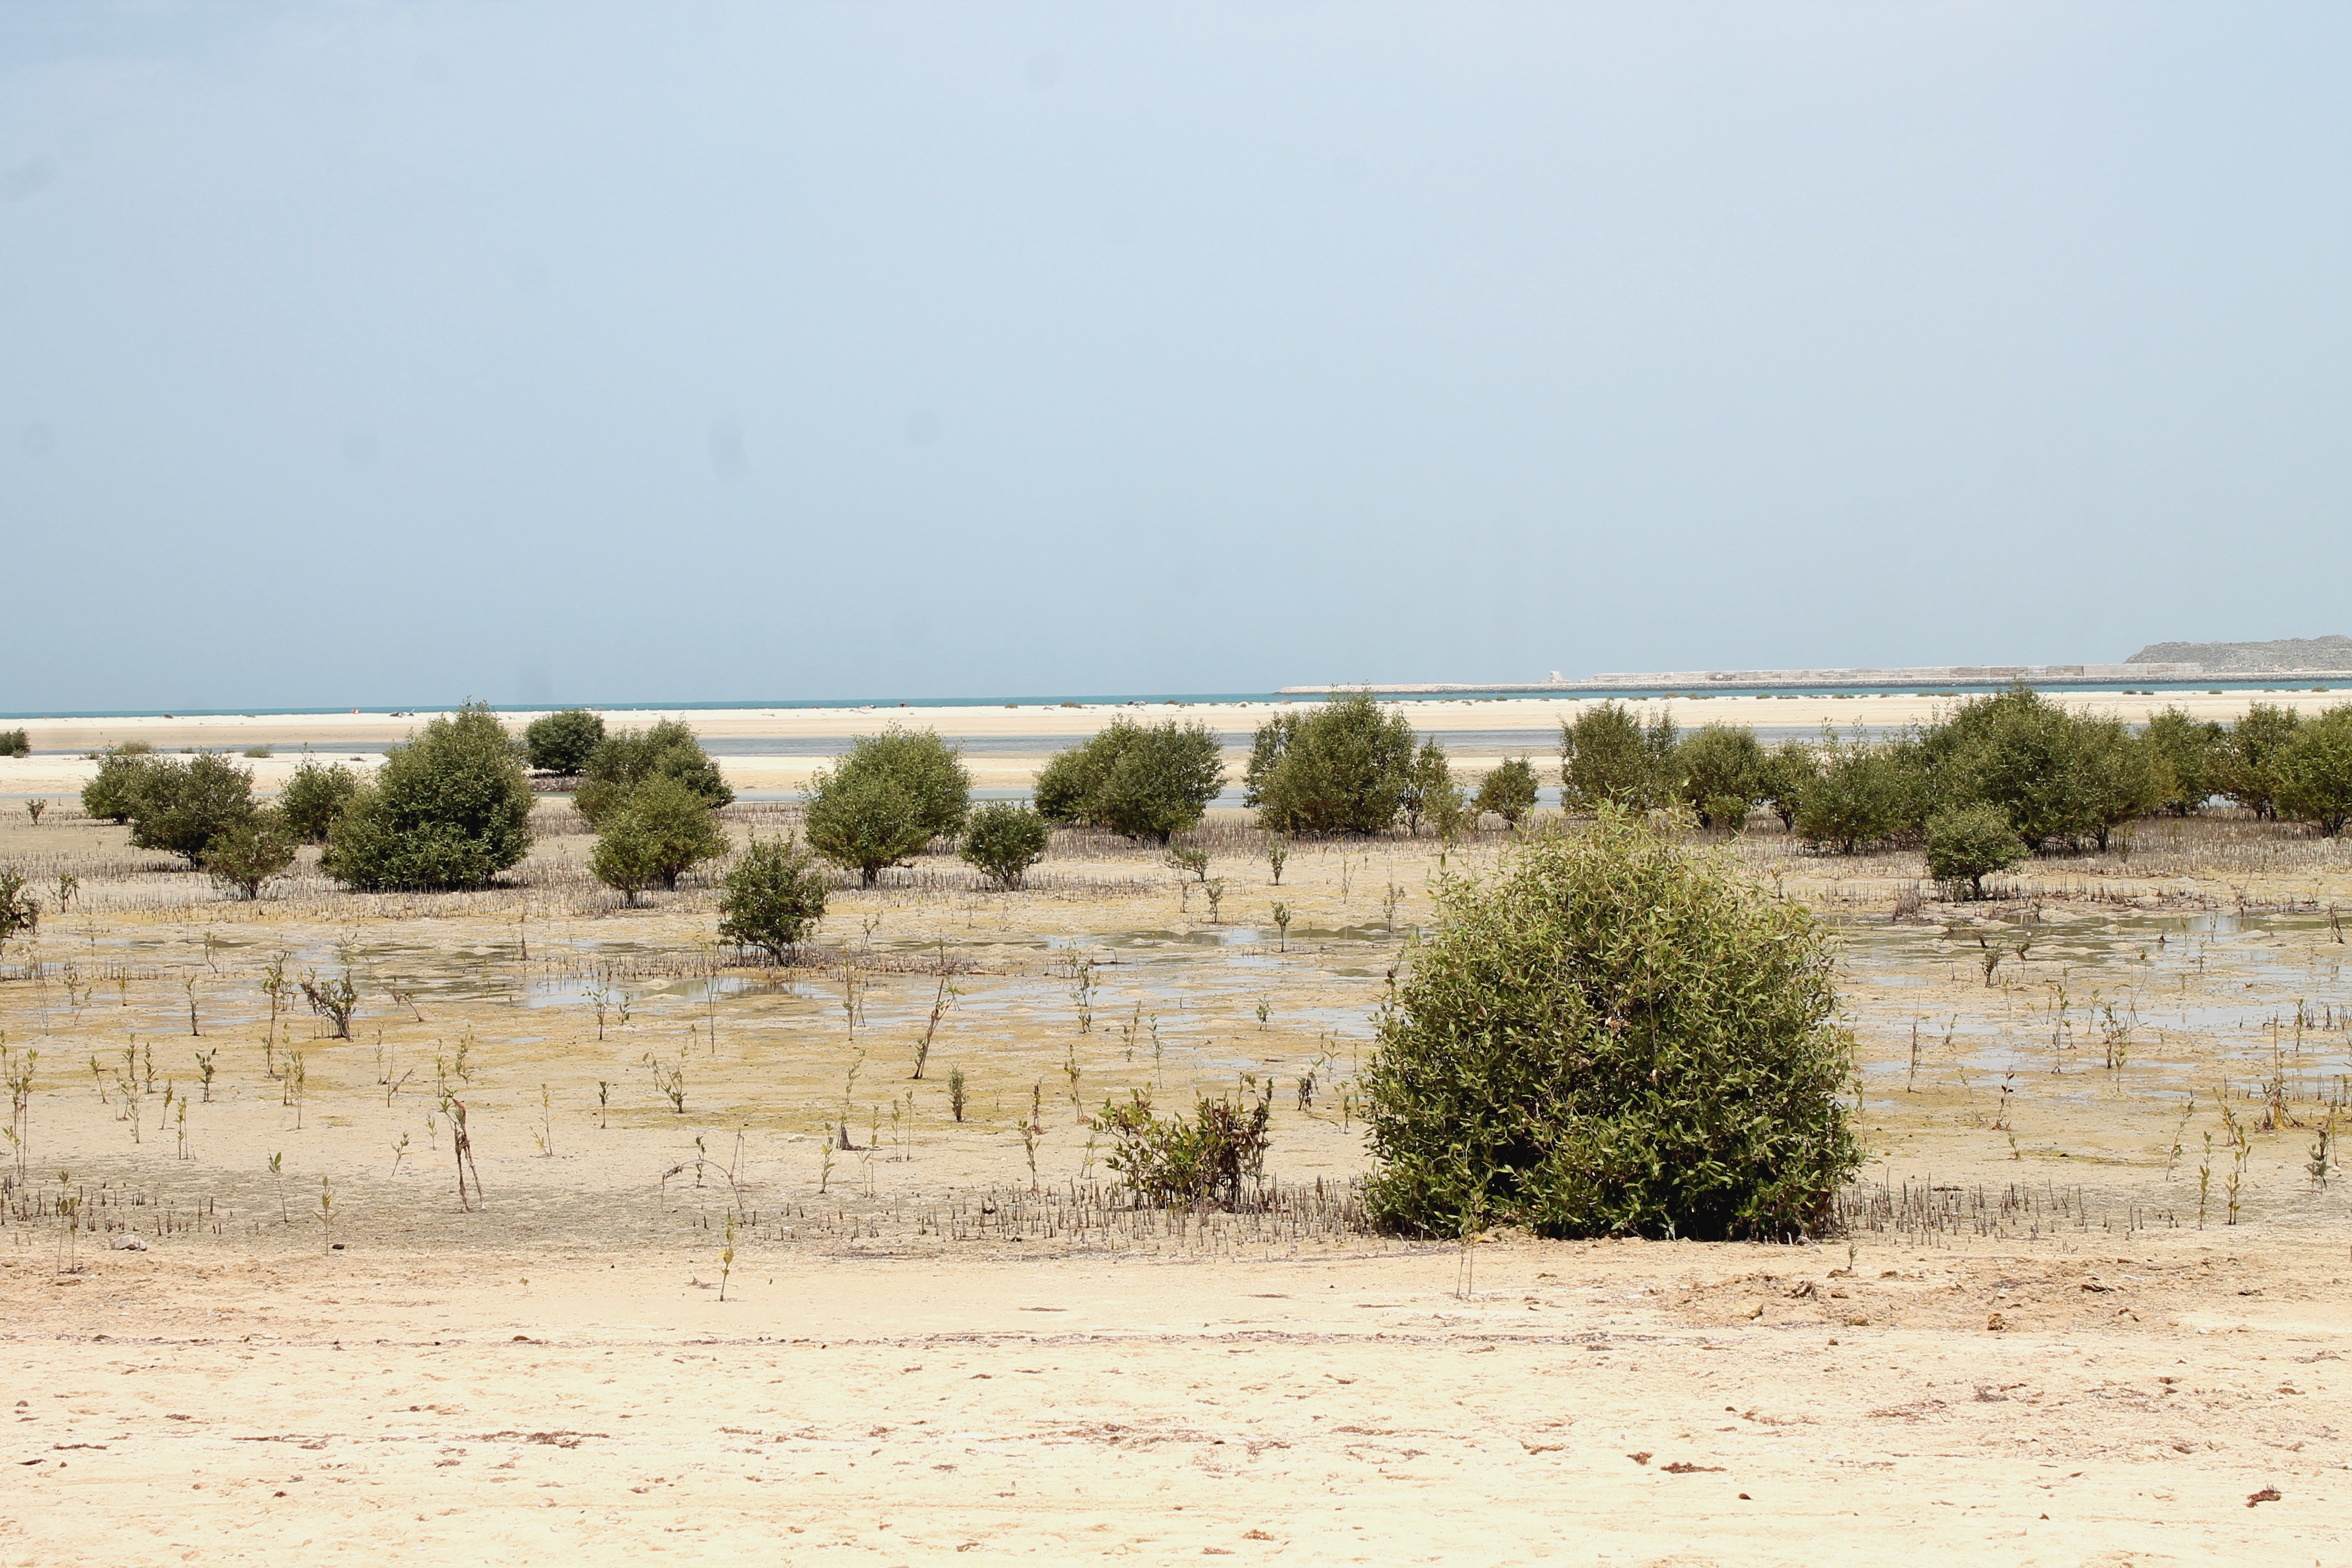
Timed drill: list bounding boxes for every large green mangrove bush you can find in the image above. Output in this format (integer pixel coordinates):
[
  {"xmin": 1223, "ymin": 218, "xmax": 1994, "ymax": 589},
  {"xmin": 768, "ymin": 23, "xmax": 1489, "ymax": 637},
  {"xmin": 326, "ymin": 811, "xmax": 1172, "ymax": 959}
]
[
  {"xmin": 1033, "ymin": 719, "xmax": 1223, "ymax": 842},
  {"xmin": 803, "ymin": 726, "xmax": 971, "ymax": 885},
  {"xmin": 1244, "ymin": 692, "xmax": 1415, "ymax": 834},
  {"xmin": 323, "ymin": 703, "xmax": 534, "ymax": 891},
  {"xmin": 1361, "ymin": 812, "xmax": 1860, "ymax": 1240}
]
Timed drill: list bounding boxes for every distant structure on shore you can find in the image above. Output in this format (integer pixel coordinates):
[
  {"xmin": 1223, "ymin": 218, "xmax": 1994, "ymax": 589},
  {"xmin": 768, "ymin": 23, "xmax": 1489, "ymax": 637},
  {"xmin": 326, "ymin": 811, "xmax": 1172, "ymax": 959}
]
[
  {"xmin": 2128, "ymin": 635, "xmax": 2352, "ymax": 672},
  {"xmin": 1281, "ymin": 639, "xmax": 2352, "ymax": 697}
]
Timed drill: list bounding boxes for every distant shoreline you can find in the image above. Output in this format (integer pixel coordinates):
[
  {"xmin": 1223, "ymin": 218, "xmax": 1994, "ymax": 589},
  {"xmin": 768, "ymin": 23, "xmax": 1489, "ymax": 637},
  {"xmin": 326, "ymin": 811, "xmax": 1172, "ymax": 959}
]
[{"xmin": 9, "ymin": 670, "xmax": 2351, "ymax": 726}]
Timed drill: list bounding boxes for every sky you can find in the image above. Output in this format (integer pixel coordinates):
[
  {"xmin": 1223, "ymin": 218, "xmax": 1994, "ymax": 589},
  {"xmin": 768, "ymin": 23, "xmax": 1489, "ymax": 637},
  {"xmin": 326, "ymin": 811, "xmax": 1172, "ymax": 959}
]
[{"xmin": 4, "ymin": 3, "xmax": 2350, "ymax": 711}]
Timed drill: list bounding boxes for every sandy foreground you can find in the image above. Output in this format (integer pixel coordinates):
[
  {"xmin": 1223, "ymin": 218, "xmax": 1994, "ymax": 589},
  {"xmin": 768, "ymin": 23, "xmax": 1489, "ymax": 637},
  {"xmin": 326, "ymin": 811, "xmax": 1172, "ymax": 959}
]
[
  {"xmin": 7, "ymin": 1232, "xmax": 2350, "ymax": 1566},
  {"xmin": 3, "ymin": 690, "xmax": 2345, "ymax": 797}
]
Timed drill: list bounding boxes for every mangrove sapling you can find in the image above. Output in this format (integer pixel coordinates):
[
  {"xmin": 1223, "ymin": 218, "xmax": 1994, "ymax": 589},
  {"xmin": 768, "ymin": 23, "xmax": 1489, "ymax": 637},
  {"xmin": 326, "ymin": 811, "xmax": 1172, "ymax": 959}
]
[
  {"xmin": 1091, "ymin": 1080, "xmax": 1275, "ymax": 1210},
  {"xmin": 718, "ymin": 1213, "xmax": 736, "ymax": 1303},
  {"xmin": 449, "ymin": 1098, "xmax": 483, "ymax": 1210},
  {"xmin": 183, "ymin": 975, "xmax": 201, "ymax": 1037},
  {"xmin": 1071, "ymin": 958, "xmax": 1097, "ymax": 1033},
  {"xmin": 948, "ymin": 1066, "xmax": 968, "ymax": 1123},
  {"xmin": 1266, "ymin": 837, "xmax": 1289, "ymax": 886},
  {"xmin": 285, "ymin": 1050, "xmax": 307, "ymax": 1128},
  {"xmin": 258, "ymin": 953, "xmax": 291, "ymax": 1073},
  {"xmin": 301, "ymin": 970, "xmax": 358, "ymax": 1040},
  {"xmin": 532, "ymin": 1084, "xmax": 555, "ymax": 1156},
  {"xmin": 1382, "ymin": 881, "xmax": 1403, "ymax": 934},
  {"xmin": 1271, "ymin": 902, "xmax": 1292, "ymax": 952},
  {"xmin": 1165, "ymin": 845, "xmax": 1212, "ymax": 883},
  {"xmin": 315, "ymin": 1176, "xmax": 336, "ymax": 1251},
  {"xmin": 1204, "ymin": 879, "xmax": 1226, "ymax": 924},
  {"xmin": 1256, "ymin": 999, "xmax": 1271, "ymax": 1031},
  {"xmin": 24, "ymin": 799, "xmax": 42, "ymax": 825},
  {"xmin": 2310, "ymin": 1108, "xmax": 2337, "ymax": 1185},
  {"xmin": 645, "ymin": 1052, "xmax": 688, "ymax": 1114},
  {"xmin": 2198, "ymin": 1133, "xmax": 2214, "ymax": 1227},
  {"xmin": 391, "ymin": 1131, "xmax": 410, "ymax": 1177},
  {"xmin": 2166, "ymin": 1096, "xmax": 2196, "ymax": 1176},
  {"xmin": 2221, "ymin": 1099, "xmax": 2251, "ymax": 1225},
  {"xmin": 597, "ymin": 1080, "xmax": 611, "ymax": 1129},
  {"xmin": 1063, "ymin": 1039, "xmax": 1083, "ymax": 1115},
  {"xmin": 834, "ymin": 1048, "xmax": 868, "ymax": 1153},
  {"xmin": 1021, "ymin": 1082, "xmax": 1044, "ymax": 1191},
  {"xmin": 911, "ymin": 971, "xmax": 957, "ymax": 1080},
  {"xmin": 2, "ymin": 1044, "xmax": 33, "ymax": 1177},
  {"xmin": 194, "ymin": 1048, "xmax": 216, "ymax": 1102},
  {"xmin": 270, "ymin": 1152, "xmax": 288, "ymax": 1224},
  {"xmin": 840, "ymin": 959, "xmax": 866, "ymax": 1040}
]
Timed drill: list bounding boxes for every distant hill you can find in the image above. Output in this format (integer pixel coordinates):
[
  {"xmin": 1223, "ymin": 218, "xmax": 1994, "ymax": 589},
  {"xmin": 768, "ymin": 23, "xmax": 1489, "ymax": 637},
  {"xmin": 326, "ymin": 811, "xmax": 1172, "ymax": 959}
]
[{"xmin": 2128, "ymin": 635, "xmax": 2352, "ymax": 671}]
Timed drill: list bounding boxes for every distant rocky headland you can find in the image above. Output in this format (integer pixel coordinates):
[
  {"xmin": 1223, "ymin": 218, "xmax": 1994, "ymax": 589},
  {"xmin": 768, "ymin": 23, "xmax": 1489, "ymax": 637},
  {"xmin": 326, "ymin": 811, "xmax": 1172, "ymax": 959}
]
[{"xmin": 2128, "ymin": 636, "xmax": 2352, "ymax": 672}]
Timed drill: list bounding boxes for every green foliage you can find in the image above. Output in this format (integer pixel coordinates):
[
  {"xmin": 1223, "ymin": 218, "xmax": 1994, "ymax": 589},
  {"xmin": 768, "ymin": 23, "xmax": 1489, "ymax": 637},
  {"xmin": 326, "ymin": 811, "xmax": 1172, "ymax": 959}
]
[
  {"xmin": 1793, "ymin": 734, "xmax": 1909, "ymax": 852},
  {"xmin": 1244, "ymin": 691, "xmax": 1417, "ymax": 835},
  {"xmin": 575, "ymin": 719, "xmax": 731, "ymax": 826},
  {"xmin": 126, "ymin": 753, "xmax": 259, "ymax": 867},
  {"xmin": 2277, "ymin": 705, "xmax": 2352, "ymax": 836},
  {"xmin": 322, "ymin": 703, "xmax": 535, "ymax": 892},
  {"xmin": 204, "ymin": 809, "xmax": 298, "ymax": 901},
  {"xmin": 1034, "ymin": 720, "xmax": 1223, "ymax": 842},
  {"xmin": 2144, "ymin": 707, "xmax": 2225, "ymax": 815},
  {"xmin": 2066, "ymin": 717, "xmax": 2163, "ymax": 850},
  {"xmin": 276, "ymin": 759, "xmax": 360, "ymax": 844},
  {"xmin": 590, "ymin": 775, "xmax": 730, "ymax": 903},
  {"xmin": 716, "ymin": 834, "xmax": 829, "ymax": 961},
  {"xmin": 0, "ymin": 869, "xmax": 36, "ymax": 942},
  {"xmin": 1473, "ymin": 755, "xmax": 1540, "ymax": 829},
  {"xmin": 1403, "ymin": 738, "xmax": 1467, "ymax": 837},
  {"xmin": 804, "ymin": 727, "xmax": 971, "ymax": 885},
  {"xmin": 959, "ymin": 802, "xmax": 1052, "ymax": 889},
  {"xmin": 1755, "ymin": 742, "xmax": 1817, "ymax": 831},
  {"xmin": 1092, "ymin": 1082, "xmax": 1274, "ymax": 1209},
  {"xmin": 1559, "ymin": 703, "xmax": 1674, "ymax": 811},
  {"xmin": 0, "ymin": 729, "xmax": 28, "ymax": 758},
  {"xmin": 1924, "ymin": 802, "xmax": 2026, "ymax": 899},
  {"xmin": 81, "ymin": 746, "xmax": 158, "ymax": 824},
  {"xmin": 1923, "ymin": 684, "xmax": 2157, "ymax": 850},
  {"xmin": 2217, "ymin": 703, "xmax": 2304, "ymax": 820},
  {"xmin": 1675, "ymin": 724, "xmax": 1764, "ymax": 828},
  {"xmin": 524, "ymin": 708, "xmax": 607, "ymax": 776},
  {"xmin": 1360, "ymin": 813, "xmax": 1860, "ymax": 1240}
]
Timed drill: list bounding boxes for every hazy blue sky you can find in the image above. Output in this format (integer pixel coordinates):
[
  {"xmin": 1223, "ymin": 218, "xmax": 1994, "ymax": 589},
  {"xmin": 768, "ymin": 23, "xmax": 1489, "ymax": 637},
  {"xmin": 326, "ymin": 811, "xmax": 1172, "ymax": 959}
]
[{"xmin": 5, "ymin": 3, "xmax": 2349, "ymax": 710}]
